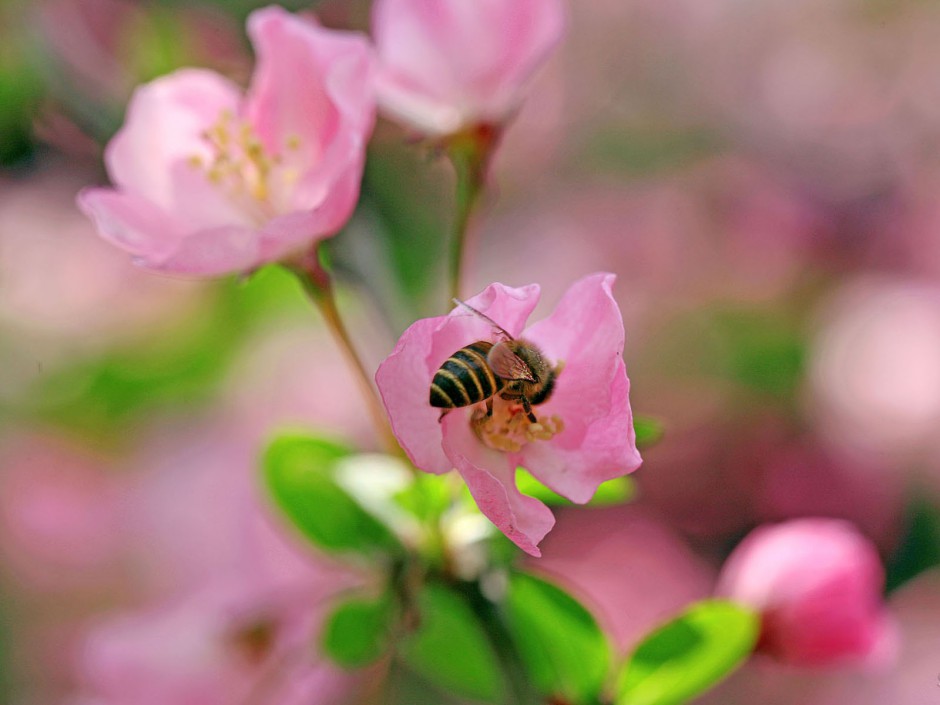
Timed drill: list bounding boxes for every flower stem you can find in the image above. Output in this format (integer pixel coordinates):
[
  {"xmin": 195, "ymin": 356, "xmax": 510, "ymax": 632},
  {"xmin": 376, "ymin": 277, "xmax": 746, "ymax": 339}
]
[
  {"xmin": 288, "ymin": 247, "xmax": 401, "ymax": 457},
  {"xmin": 447, "ymin": 124, "xmax": 500, "ymax": 304}
]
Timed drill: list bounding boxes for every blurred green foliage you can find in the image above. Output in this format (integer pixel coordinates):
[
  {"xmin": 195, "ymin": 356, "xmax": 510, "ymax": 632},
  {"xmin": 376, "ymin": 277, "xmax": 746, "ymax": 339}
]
[
  {"xmin": 362, "ymin": 139, "xmax": 452, "ymax": 321},
  {"xmin": 0, "ymin": 27, "xmax": 43, "ymax": 166},
  {"xmin": 584, "ymin": 126, "xmax": 724, "ymax": 177},
  {"xmin": 7, "ymin": 266, "xmax": 306, "ymax": 444},
  {"xmin": 322, "ymin": 593, "xmax": 396, "ymax": 668},
  {"xmin": 654, "ymin": 304, "xmax": 806, "ymax": 401},
  {"xmin": 885, "ymin": 496, "xmax": 940, "ymax": 593}
]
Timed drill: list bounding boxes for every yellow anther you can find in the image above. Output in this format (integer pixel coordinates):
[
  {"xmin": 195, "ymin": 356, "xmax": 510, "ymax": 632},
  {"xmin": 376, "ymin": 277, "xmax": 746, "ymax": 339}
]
[{"xmin": 471, "ymin": 402, "xmax": 564, "ymax": 453}]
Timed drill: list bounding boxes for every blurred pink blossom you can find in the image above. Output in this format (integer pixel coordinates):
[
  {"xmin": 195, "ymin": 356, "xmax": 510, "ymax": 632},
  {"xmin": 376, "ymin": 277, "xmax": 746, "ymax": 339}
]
[
  {"xmin": 371, "ymin": 0, "xmax": 565, "ymax": 135},
  {"xmin": 699, "ymin": 569, "xmax": 940, "ymax": 705},
  {"xmin": 38, "ymin": 0, "xmax": 246, "ymax": 105},
  {"xmin": 223, "ymin": 324, "xmax": 372, "ymax": 447},
  {"xmin": 809, "ymin": 277, "xmax": 940, "ymax": 464},
  {"xmin": 533, "ymin": 505, "xmax": 713, "ymax": 653},
  {"xmin": 77, "ymin": 580, "xmax": 359, "ymax": 705},
  {"xmin": 0, "ymin": 169, "xmax": 201, "ymax": 351},
  {"xmin": 78, "ymin": 6, "xmax": 374, "ymax": 275},
  {"xmin": 717, "ymin": 518, "xmax": 896, "ymax": 668},
  {"xmin": 69, "ymin": 417, "xmax": 367, "ymax": 703},
  {"xmin": 0, "ymin": 431, "xmax": 123, "ymax": 591},
  {"xmin": 375, "ymin": 273, "xmax": 641, "ymax": 556}
]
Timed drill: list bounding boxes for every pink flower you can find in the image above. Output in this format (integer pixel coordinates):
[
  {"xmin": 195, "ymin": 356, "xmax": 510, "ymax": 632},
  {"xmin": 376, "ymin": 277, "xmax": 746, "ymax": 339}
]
[
  {"xmin": 375, "ymin": 273, "xmax": 642, "ymax": 556},
  {"xmin": 77, "ymin": 5, "xmax": 374, "ymax": 275},
  {"xmin": 371, "ymin": 0, "xmax": 566, "ymax": 135},
  {"xmin": 717, "ymin": 518, "xmax": 897, "ymax": 668}
]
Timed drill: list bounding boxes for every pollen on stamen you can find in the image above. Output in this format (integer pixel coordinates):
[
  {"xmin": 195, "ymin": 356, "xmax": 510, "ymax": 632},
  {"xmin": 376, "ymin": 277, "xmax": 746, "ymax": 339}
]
[{"xmin": 471, "ymin": 403, "xmax": 564, "ymax": 453}]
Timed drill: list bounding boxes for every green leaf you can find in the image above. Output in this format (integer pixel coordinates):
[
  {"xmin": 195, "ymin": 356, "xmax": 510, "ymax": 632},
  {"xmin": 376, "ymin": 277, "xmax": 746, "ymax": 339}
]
[
  {"xmin": 263, "ymin": 433, "xmax": 404, "ymax": 557},
  {"xmin": 616, "ymin": 600, "xmax": 759, "ymax": 705},
  {"xmin": 399, "ymin": 583, "xmax": 507, "ymax": 703},
  {"xmin": 322, "ymin": 593, "xmax": 396, "ymax": 668},
  {"xmin": 886, "ymin": 496, "xmax": 940, "ymax": 592},
  {"xmin": 633, "ymin": 415, "xmax": 665, "ymax": 450},
  {"xmin": 517, "ymin": 468, "xmax": 635, "ymax": 507},
  {"xmin": 504, "ymin": 572, "xmax": 610, "ymax": 705}
]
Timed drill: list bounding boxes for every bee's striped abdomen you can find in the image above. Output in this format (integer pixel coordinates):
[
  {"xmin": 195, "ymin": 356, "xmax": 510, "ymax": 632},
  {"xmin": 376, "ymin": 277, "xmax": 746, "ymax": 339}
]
[{"xmin": 429, "ymin": 341, "xmax": 503, "ymax": 409}]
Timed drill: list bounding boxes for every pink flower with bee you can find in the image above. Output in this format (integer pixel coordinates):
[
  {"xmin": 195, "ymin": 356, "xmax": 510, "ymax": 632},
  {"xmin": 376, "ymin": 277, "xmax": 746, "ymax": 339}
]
[{"xmin": 375, "ymin": 273, "xmax": 642, "ymax": 556}]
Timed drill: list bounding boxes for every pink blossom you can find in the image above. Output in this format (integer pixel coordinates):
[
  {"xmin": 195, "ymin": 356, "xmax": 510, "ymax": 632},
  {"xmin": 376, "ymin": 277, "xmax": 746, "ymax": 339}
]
[
  {"xmin": 717, "ymin": 518, "xmax": 896, "ymax": 668},
  {"xmin": 375, "ymin": 273, "xmax": 642, "ymax": 556},
  {"xmin": 371, "ymin": 0, "xmax": 566, "ymax": 135},
  {"xmin": 77, "ymin": 5, "xmax": 374, "ymax": 275},
  {"xmin": 532, "ymin": 506, "xmax": 713, "ymax": 653}
]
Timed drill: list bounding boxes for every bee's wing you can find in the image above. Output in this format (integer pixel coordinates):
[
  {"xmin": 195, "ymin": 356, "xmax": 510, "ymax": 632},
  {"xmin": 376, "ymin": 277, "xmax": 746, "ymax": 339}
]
[
  {"xmin": 452, "ymin": 298, "xmax": 513, "ymax": 341},
  {"xmin": 487, "ymin": 342, "xmax": 536, "ymax": 381}
]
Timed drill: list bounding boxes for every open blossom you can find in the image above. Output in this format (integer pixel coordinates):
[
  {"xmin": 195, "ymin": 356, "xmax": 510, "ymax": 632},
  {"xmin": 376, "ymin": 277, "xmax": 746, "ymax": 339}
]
[
  {"xmin": 77, "ymin": 5, "xmax": 374, "ymax": 276},
  {"xmin": 717, "ymin": 518, "xmax": 896, "ymax": 668},
  {"xmin": 371, "ymin": 0, "xmax": 566, "ymax": 135},
  {"xmin": 375, "ymin": 273, "xmax": 642, "ymax": 556}
]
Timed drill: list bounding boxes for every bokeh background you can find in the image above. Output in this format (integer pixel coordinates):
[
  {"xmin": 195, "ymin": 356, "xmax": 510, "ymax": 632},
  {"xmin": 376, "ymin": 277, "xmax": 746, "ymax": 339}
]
[{"xmin": 2, "ymin": 0, "xmax": 940, "ymax": 703}]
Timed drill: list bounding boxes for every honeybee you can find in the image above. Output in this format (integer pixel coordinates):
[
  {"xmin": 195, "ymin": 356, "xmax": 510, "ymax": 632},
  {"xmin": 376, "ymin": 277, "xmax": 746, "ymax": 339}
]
[{"xmin": 429, "ymin": 299, "xmax": 560, "ymax": 423}]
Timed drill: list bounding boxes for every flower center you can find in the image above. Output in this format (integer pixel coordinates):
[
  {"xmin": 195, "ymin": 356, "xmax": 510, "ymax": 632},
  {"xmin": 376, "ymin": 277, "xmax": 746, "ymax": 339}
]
[
  {"xmin": 188, "ymin": 110, "xmax": 303, "ymax": 217},
  {"xmin": 470, "ymin": 399, "xmax": 564, "ymax": 453}
]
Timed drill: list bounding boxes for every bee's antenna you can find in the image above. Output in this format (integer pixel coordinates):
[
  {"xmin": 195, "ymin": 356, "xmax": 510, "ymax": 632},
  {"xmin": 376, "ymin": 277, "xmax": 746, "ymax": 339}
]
[{"xmin": 451, "ymin": 298, "xmax": 514, "ymax": 340}]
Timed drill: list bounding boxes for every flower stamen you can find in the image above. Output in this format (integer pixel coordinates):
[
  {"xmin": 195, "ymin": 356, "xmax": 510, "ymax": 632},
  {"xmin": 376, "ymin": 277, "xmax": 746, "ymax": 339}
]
[
  {"xmin": 189, "ymin": 110, "xmax": 302, "ymax": 217},
  {"xmin": 471, "ymin": 401, "xmax": 564, "ymax": 453}
]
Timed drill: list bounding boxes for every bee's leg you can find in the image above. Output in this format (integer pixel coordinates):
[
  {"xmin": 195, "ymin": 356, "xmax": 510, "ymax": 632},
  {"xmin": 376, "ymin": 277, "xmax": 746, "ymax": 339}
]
[
  {"xmin": 520, "ymin": 396, "xmax": 538, "ymax": 424},
  {"xmin": 485, "ymin": 397, "xmax": 494, "ymax": 418},
  {"xmin": 438, "ymin": 408, "xmax": 450, "ymax": 423}
]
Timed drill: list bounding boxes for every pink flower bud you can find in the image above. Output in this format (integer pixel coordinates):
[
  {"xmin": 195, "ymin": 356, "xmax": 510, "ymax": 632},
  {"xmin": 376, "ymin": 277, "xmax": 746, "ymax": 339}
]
[
  {"xmin": 78, "ymin": 6, "xmax": 375, "ymax": 276},
  {"xmin": 375, "ymin": 273, "xmax": 642, "ymax": 556},
  {"xmin": 371, "ymin": 0, "xmax": 566, "ymax": 135},
  {"xmin": 717, "ymin": 518, "xmax": 896, "ymax": 668}
]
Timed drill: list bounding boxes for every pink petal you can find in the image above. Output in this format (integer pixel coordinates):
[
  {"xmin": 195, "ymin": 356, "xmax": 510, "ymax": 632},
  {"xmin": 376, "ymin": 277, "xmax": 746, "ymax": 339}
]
[
  {"xmin": 520, "ymin": 361, "xmax": 640, "ymax": 502},
  {"xmin": 245, "ymin": 7, "xmax": 374, "ymax": 178},
  {"xmin": 153, "ymin": 225, "xmax": 262, "ymax": 276},
  {"xmin": 76, "ymin": 188, "xmax": 188, "ymax": 263},
  {"xmin": 375, "ymin": 316, "xmax": 453, "ymax": 474},
  {"xmin": 520, "ymin": 273, "xmax": 642, "ymax": 501},
  {"xmin": 281, "ymin": 128, "xmax": 367, "ymax": 239},
  {"xmin": 442, "ymin": 412, "xmax": 554, "ymax": 556},
  {"xmin": 106, "ymin": 69, "xmax": 242, "ymax": 211},
  {"xmin": 372, "ymin": 0, "xmax": 565, "ymax": 133}
]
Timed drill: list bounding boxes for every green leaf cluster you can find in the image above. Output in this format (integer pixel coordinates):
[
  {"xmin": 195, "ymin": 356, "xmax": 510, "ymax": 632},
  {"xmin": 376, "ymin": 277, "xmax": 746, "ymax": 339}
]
[{"xmin": 264, "ymin": 431, "xmax": 757, "ymax": 705}]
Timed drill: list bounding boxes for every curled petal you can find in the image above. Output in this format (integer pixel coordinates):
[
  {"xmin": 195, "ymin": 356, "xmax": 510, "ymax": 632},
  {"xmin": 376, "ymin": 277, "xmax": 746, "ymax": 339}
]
[
  {"xmin": 76, "ymin": 188, "xmax": 187, "ymax": 263},
  {"xmin": 442, "ymin": 412, "xmax": 554, "ymax": 556}
]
